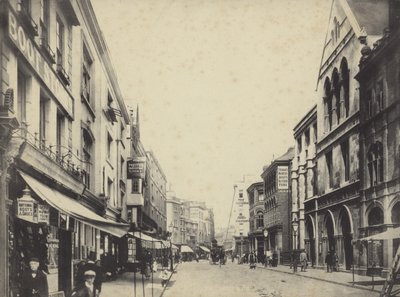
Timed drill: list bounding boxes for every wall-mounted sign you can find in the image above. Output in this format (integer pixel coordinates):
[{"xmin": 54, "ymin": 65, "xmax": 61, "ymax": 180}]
[
  {"xmin": 17, "ymin": 199, "xmax": 37, "ymax": 223},
  {"xmin": 277, "ymin": 166, "xmax": 289, "ymax": 190},
  {"xmin": 38, "ymin": 204, "xmax": 50, "ymax": 224},
  {"xmin": 127, "ymin": 157, "xmax": 146, "ymax": 179}
]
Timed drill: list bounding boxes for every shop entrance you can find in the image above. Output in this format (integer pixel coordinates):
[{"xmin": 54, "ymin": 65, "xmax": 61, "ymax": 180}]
[
  {"xmin": 305, "ymin": 216, "xmax": 316, "ymax": 266},
  {"xmin": 59, "ymin": 229, "xmax": 72, "ymax": 294}
]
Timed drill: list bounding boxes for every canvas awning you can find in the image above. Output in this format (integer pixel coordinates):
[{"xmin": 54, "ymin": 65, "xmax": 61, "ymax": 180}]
[
  {"xmin": 199, "ymin": 246, "xmax": 211, "ymax": 253},
  {"xmin": 20, "ymin": 171, "xmax": 130, "ymax": 237},
  {"xmin": 355, "ymin": 227, "xmax": 400, "ymax": 242},
  {"xmin": 131, "ymin": 231, "xmax": 161, "ymax": 242},
  {"xmin": 172, "ymin": 244, "xmax": 179, "ymax": 250},
  {"xmin": 180, "ymin": 245, "xmax": 194, "ymax": 253}
]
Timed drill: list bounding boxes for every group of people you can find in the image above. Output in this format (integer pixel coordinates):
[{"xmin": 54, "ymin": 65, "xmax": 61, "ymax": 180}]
[
  {"xmin": 325, "ymin": 250, "xmax": 339, "ymax": 272},
  {"xmin": 19, "ymin": 255, "xmax": 104, "ymax": 297},
  {"xmin": 291, "ymin": 250, "xmax": 309, "ymax": 273}
]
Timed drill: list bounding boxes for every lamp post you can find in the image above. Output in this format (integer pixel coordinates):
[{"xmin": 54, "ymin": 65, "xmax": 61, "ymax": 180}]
[
  {"xmin": 292, "ymin": 219, "xmax": 299, "ymax": 251},
  {"xmin": 168, "ymin": 223, "xmax": 174, "ymax": 272},
  {"xmin": 263, "ymin": 228, "xmax": 269, "ymax": 252}
]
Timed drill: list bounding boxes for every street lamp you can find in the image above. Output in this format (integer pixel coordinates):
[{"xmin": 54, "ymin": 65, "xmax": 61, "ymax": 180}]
[
  {"xmin": 263, "ymin": 228, "xmax": 268, "ymax": 252},
  {"xmin": 292, "ymin": 219, "xmax": 299, "ymax": 250},
  {"xmin": 168, "ymin": 222, "xmax": 177, "ymax": 272}
]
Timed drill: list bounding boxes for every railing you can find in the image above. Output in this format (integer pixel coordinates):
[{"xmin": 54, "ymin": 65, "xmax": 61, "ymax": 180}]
[
  {"xmin": 13, "ymin": 127, "xmax": 90, "ymax": 183},
  {"xmin": 16, "ymin": 3, "xmax": 38, "ymax": 36}
]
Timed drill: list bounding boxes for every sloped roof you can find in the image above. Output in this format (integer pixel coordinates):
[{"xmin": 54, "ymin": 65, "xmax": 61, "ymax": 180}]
[
  {"xmin": 345, "ymin": 0, "xmax": 388, "ymax": 36},
  {"xmin": 275, "ymin": 147, "xmax": 295, "ymax": 162}
]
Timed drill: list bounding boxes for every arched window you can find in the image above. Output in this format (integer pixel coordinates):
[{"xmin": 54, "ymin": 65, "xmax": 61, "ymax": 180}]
[
  {"xmin": 332, "ymin": 69, "xmax": 340, "ymax": 125},
  {"xmin": 340, "ymin": 58, "xmax": 350, "ymax": 118},
  {"xmin": 256, "ymin": 211, "xmax": 264, "ymax": 228},
  {"xmin": 368, "ymin": 207, "xmax": 384, "ymax": 226},
  {"xmin": 367, "ymin": 141, "xmax": 384, "ymax": 187},
  {"xmin": 323, "ymin": 77, "xmax": 332, "ymax": 132}
]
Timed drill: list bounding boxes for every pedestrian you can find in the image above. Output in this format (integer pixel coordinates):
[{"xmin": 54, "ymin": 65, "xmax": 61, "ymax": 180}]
[
  {"xmin": 333, "ymin": 252, "xmax": 339, "ymax": 272},
  {"xmin": 82, "ymin": 253, "xmax": 103, "ymax": 295},
  {"xmin": 70, "ymin": 270, "xmax": 99, "ymax": 297},
  {"xmin": 292, "ymin": 253, "xmax": 298, "ymax": 273},
  {"xmin": 20, "ymin": 257, "xmax": 49, "ymax": 297},
  {"xmin": 300, "ymin": 249, "xmax": 308, "ymax": 272},
  {"xmin": 249, "ymin": 252, "xmax": 256, "ymax": 270},
  {"xmin": 325, "ymin": 251, "xmax": 332, "ymax": 273},
  {"xmin": 160, "ymin": 269, "xmax": 169, "ymax": 287}
]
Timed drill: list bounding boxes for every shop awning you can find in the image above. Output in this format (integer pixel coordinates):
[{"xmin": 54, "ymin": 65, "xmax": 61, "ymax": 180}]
[
  {"xmin": 199, "ymin": 246, "xmax": 211, "ymax": 253},
  {"xmin": 20, "ymin": 171, "xmax": 130, "ymax": 237},
  {"xmin": 172, "ymin": 244, "xmax": 179, "ymax": 250},
  {"xmin": 180, "ymin": 245, "xmax": 194, "ymax": 253},
  {"xmin": 354, "ymin": 227, "xmax": 400, "ymax": 242},
  {"xmin": 130, "ymin": 231, "xmax": 161, "ymax": 242}
]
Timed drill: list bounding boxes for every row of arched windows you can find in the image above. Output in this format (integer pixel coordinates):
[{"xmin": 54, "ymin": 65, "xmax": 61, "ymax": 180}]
[
  {"xmin": 323, "ymin": 58, "xmax": 350, "ymax": 133},
  {"xmin": 265, "ymin": 196, "xmax": 277, "ymax": 211},
  {"xmin": 368, "ymin": 202, "xmax": 400, "ymax": 226}
]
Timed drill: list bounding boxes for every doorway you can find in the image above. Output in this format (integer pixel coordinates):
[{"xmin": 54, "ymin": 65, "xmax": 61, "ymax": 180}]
[{"xmin": 340, "ymin": 208, "xmax": 353, "ymax": 270}]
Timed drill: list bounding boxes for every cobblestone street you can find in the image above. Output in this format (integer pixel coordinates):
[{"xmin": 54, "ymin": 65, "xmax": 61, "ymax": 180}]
[{"xmin": 162, "ymin": 261, "xmax": 380, "ymax": 297}]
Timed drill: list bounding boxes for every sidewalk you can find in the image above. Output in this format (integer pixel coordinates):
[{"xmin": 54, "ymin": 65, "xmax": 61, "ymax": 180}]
[
  {"xmin": 101, "ymin": 265, "xmax": 178, "ymax": 297},
  {"xmin": 257, "ymin": 263, "xmax": 386, "ymax": 293}
]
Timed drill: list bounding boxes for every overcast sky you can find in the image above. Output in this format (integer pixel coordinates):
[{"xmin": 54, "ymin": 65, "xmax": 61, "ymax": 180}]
[{"xmin": 93, "ymin": 0, "xmax": 331, "ymax": 228}]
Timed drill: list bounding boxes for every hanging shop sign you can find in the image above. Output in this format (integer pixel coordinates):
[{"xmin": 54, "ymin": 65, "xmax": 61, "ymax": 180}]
[
  {"xmin": 127, "ymin": 157, "xmax": 146, "ymax": 179},
  {"xmin": 37, "ymin": 204, "xmax": 50, "ymax": 224},
  {"xmin": 16, "ymin": 188, "xmax": 38, "ymax": 223}
]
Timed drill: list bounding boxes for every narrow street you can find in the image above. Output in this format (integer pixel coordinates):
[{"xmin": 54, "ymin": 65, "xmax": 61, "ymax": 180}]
[{"xmin": 163, "ymin": 261, "xmax": 379, "ymax": 297}]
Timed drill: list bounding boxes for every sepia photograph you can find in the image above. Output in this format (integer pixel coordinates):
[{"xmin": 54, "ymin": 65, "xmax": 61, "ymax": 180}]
[{"xmin": 0, "ymin": 0, "xmax": 399, "ymax": 296}]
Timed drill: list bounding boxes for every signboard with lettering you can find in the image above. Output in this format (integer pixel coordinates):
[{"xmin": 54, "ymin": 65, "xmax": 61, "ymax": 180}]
[
  {"xmin": 7, "ymin": 6, "xmax": 73, "ymax": 117},
  {"xmin": 17, "ymin": 200, "xmax": 37, "ymax": 223},
  {"xmin": 38, "ymin": 204, "xmax": 50, "ymax": 224},
  {"xmin": 127, "ymin": 157, "xmax": 146, "ymax": 179},
  {"xmin": 277, "ymin": 166, "xmax": 289, "ymax": 190}
]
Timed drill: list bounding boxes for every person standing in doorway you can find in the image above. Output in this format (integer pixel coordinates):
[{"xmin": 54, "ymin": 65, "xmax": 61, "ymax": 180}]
[{"xmin": 20, "ymin": 257, "xmax": 49, "ymax": 297}]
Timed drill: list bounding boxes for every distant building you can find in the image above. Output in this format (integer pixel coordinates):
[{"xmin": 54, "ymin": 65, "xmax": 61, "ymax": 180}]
[
  {"xmin": 261, "ymin": 148, "xmax": 294, "ymax": 264},
  {"xmin": 247, "ymin": 182, "xmax": 265, "ymax": 258}
]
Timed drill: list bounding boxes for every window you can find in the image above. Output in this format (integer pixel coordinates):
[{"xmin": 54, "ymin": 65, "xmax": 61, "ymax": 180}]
[
  {"xmin": 56, "ymin": 16, "xmax": 64, "ymax": 67},
  {"xmin": 256, "ymin": 212, "xmax": 264, "ymax": 228},
  {"xmin": 108, "ymin": 178, "xmax": 114, "ymax": 206},
  {"xmin": 305, "ymin": 129, "xmax": 310, "ymax": 148},
  {"xmin": 341, "ymin": 139, "xmax": 350, "ymax": 182},
  {"xmin": 40, "ymin": 0, "xmax": 50, "ymax": 46},
  {"xmin": 368, "ymin": 207, "xmax": 384, "ymax": 226},
  {"xmin": 82, "ymin": 44, "xmax": 93, "ymax": 103},
  {"xmin": 107, "ymin": 133, "xmax": 112, "ymax": 160},
  {"xmin": 323, "ymin": 78, "xmax": 332, "ymax": 132},
  {"xmin": 239, "ymin": 191, "xmax": 243, "ymax": 198},
  {"xmin": 39, "ymin": 97, "xmax": 47, "ymax": 146},
  {"xmin": 121, "ymin": 156, "xmax": 125, "ymax": 176},
  {"xmin": 56, "ymin": 112, "xmax": 65, "ymax": 157},
  {"xmin": 82, "ymin": 128, "xmax": 93, "ymax": 189},
  {"xmin": 258, "ymin": 193, "xmax": 265, "ymax": 201},
  {"xmin": 368, "ymin": 142, "xmax": 384, "ymax": 187},
  {"xmin": 340, "ymin": 58, "xmax": 350, "ymax": 118},
  {"xmin": 297, "ymin": 137, "xmax": 302, "ymax": 154},
  {"xmin": 367, "ymin": 89, "xmax": 374, "ymax": 118},
  {"xmin": 326, "ymin": 151, "xmax": 333, "ymax": 188},
  {"xmin": 376, "ymin": 80, "xmax": 384, "ymax": 112},
  {"xmin": 21, "ymin": 0, "xmax": 31, "ymax": 15},
  {"xmin": 17, "ymin": 71, "xmax": 27, "ymax": 127}
]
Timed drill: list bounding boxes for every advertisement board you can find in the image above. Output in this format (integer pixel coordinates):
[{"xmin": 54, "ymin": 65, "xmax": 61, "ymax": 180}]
[
  {"xmin": 127, "ymin": 157, "xmax": 146, "ymax": 179},
  {"xmin": 277, "ymin": 166, "xmax": 289, "ymax": 190}
]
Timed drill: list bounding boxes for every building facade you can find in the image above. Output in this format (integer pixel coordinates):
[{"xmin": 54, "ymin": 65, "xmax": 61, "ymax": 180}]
[
  {"xmin": 291, "ymin": 106, "xmax": 317, "ymax": 264},
  {"xmin": 247, "ymin": 181, "xmax": 265, "ymax": 259},
  {"xmin": 261, "ymin": 148, "xmax": 294, "ymax": 263},
  {"xmin": 306, "ymin": 0, "xmax": 388, "ymax": 270},
  {"xmin": 0, "ymin": 0, "xmax": 132, "ymax": 295},
  {"xmin": 356, "ymin": 13, "xmax": 400, "ymax": 270}
]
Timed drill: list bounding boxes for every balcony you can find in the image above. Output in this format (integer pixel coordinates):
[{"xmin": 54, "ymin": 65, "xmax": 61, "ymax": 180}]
[
  {"xmin": 39, "ymin": 21, "xmax": 55, "ymax": 64},
  {"xmin": 16, "ymin": 3, "xmax": 38, "ymax": 37},
  {"xmin": 16, "ymin": 131, "xmax": 87, "ymax": 195},
  {"xmin": 56, "ymin": 63, "xmax": 70, "ymax": 86}
]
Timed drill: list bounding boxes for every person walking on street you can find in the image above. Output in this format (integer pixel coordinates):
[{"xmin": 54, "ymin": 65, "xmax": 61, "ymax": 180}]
[
  {"xmin": 292, "ymin": 252, "xmax": 298, "ymax": 273},
  {"xmin": 333, "ymin": 252, "xmax": 339, "ymax": 272},
  {"xmin": 249, "ymin": 252, "xmax": 256, "ymax": 270},
  {"xmin": 20, "ymin": 257, "xmax": 49, "ymax": 297},
  {"xmin": 300, "ymin": 249, "xmax": 308, "ymax": 272},
  {"xmin": 325, "ymin": 251, "xmax": 332, "ymax": 273}
]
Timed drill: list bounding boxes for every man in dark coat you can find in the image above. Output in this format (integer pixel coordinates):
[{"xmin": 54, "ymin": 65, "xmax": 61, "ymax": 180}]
[
  {"xmin": 70, "ymin": 270, "xmax": 98, "ymax": 297},
  {"xmin": 81, "ymin": 253, "xmax": 103, "ymax": 294},
  {"xmin": 325, "ymin": 251, "xmax": 332, "ymax": 272},
  {"xmin": 20, "ymin": 257, "xmax": 49, "ymax": 297}
]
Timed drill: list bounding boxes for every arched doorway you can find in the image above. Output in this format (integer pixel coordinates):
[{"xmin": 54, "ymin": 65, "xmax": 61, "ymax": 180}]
[
  {"xmin": 325, "ymin": 213, "xmax": 335, "ymax": 252},
  {"xmin": 339, "ymin": 207, "xmax": 353, "ymax": 270},
  {"xmin": 305, "ymin": 216, "xmax": 316, "ymax": 266}
]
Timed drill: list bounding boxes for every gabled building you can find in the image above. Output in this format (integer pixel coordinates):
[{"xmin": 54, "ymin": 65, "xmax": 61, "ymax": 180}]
[
  {"xmin": 308, "ymin": 0, "xmax": 388, "ymax": 269},
  {"xmin": 247, "ymin": 181, "xmax": 265, "ymax": 259}
]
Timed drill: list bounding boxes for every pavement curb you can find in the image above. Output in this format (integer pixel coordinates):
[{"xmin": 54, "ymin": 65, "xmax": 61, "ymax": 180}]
[
  {"xmin": 159, "ymin": 263, "xmax": 179, "ymax": 297},
  {"xmin": 259, "ymin": 266, "xmax": 381, "ymax": 293}
]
